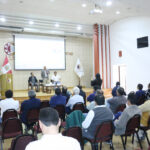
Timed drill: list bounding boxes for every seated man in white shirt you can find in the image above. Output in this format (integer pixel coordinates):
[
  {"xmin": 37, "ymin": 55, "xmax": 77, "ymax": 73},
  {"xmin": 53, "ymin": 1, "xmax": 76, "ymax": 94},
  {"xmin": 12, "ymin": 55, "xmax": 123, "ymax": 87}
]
[
  {"xmin": 51, "ymin": 71, "xmax": 61, "ymax": 85},
  {"xmin": 66, "ymin": 87, "xmax": 84, "ymax": 113},
  {"xmin": 0, "ymin": 90, "xmax": 19, "ymax": 122},
  {"xmin": 25, "ymin": 107, "xmax": 81, "ymax": 150}
]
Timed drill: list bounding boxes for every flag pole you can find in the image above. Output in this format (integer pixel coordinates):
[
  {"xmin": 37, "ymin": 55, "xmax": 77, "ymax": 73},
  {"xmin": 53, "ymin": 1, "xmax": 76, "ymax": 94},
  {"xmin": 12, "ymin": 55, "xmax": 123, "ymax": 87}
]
[{"xmin": 79, "ymin": 77, "xmax": 80, "ymax": 86}]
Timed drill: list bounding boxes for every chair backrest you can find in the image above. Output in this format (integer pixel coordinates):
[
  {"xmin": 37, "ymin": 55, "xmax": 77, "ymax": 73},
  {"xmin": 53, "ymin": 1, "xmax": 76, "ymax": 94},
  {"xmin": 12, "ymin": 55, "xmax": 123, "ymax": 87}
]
[
  {"xmin": 94, "ymin": 121, "xmax": 114, "ymax": 143},
  {"xmin": 125, "ymin": 114, "xmax": 141, "ymax": 135},
  {"xmin": 40, "ymin": 100, "xmax": 50, "ymax": 109},
  {"xmin": 115, "ymin": 104, "xmax": 126, "ymax": 113},
  {"xmin": 2, "ymin": 109, "xmax": 18, "ymax": 122},
  {"xmin": 26, "ymin": 108, "xmax": 39, "ymax": 125},
  {"xmin": 10, "ymin": 134, "xmax": 37, "ymax": 150},
  {"xmin": 72, "ymin": 102, "xmax": 85, "ymax": 112},
  {"xmin": 54, "ymin": 105, "xmax": 65, "ymax": 121},
  {"xmin": 2, "ymin": 117, "xmax": 23, "ymax": 139},
  {"xmin": 65, "ymin": 127, "xmax": 83, "ymax": 145}
]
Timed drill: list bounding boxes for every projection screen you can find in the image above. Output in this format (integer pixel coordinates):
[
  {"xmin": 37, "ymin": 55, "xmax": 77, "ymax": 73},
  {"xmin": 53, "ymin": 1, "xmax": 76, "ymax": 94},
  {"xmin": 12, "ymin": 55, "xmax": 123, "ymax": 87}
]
[{"xmin": 15, "ymin": 34, "xmax": 66, "ymax": 70}]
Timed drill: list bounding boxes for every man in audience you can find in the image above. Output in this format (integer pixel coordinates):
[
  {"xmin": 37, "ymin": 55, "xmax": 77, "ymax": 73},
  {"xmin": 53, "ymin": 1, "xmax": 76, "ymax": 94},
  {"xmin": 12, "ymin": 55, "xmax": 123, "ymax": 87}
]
[
  {"xmin": 114, "ymin": 92, "xmax": 141, "ymax": 135},
  {"xmin": 82, "ymin": 95, "xmax": 113, "ymax": 139},
  {"xmin": 66, "ymin": 87, "xmax": 84, "ymax": 111},
  {"xmin": 51, "ymin": 71, "xmax": 61, "ymax": 85},
  {"xmin": 49, "ymin": 87, "xmax": 66, "ymax": 107},
  {"xmin": 112, "ymin": 81, "xmax": 120, "ymax": 97},
  {"xmin": 28, "ymin": 72, "xmax": 39, "ymax": 91},
  {"xmin": 136, "ymin": 83, "xmax": 145, "ymax": 100},
  {"xmin": 25, "ymin": 107, "xmax": 81, "ymax": 150},
  {"xmin": 87, "ymin": 85, "xmax": 100, "ymax": 102},
  {"xmin": 62, "ymin": 86, "xmax": 70, "ymax": 104},
  {"xmin": 78, "ymin": 85, "xmax": 86, "ymax": 105},
  {"xmin": 41, "ymin": 66, "xmax": 50, "ymax": 85},
  {"xmin": 20, "ymin": 90, "xmax": 41, "ymax": 125},
  {"xmin": 0, "ymin": 90, "xmax": 19, "ymax": 119},
  {"xmin": 106, "ymin": 87, "xmax": 127, "ymax": 114}
]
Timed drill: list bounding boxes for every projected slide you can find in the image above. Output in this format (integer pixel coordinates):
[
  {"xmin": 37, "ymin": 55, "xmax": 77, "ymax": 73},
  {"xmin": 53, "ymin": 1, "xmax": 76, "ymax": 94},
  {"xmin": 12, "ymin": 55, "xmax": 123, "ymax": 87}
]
[{"xmin": 15, "ymin": 34, "xmax": 65, "ymax": 70}]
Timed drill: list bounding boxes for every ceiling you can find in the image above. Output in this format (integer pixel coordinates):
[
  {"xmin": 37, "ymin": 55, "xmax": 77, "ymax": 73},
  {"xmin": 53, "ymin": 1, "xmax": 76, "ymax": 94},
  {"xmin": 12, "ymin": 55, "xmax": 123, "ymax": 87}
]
[{"xmin": 0, "ymin": 0, "xmax": 150, "ymax": 36}]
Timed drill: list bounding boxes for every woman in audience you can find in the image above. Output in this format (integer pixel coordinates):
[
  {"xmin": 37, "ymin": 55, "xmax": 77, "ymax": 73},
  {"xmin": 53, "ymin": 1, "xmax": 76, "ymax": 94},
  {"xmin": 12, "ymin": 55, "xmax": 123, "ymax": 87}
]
[{"xmin": 91, "ymin": 73, "xmax": 102, "ymax": 89}]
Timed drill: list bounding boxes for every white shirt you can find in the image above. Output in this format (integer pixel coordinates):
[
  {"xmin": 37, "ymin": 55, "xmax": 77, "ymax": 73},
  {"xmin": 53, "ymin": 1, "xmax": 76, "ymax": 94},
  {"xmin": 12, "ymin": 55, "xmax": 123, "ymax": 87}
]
[
  {"xmin": 0, "ymin": 98, "xmax": 19, "ymax": 117},
  {"xmin": 66, "ymin": 95, "xmax": 84, "ymax": 109},
  {"xmin": 82, "ymin": 105, "xmax": 106, "ymax": 129},
  {"xmin": 51, "ymin": 74, "xmax": 61, "ymax": 82},
  {"xmin": 44, "ymin": 70, "xmax": 48, "ymax": 78},
  {"xmin": 25, "ymin": 134, "xmax": 81, "ymax": 150}
]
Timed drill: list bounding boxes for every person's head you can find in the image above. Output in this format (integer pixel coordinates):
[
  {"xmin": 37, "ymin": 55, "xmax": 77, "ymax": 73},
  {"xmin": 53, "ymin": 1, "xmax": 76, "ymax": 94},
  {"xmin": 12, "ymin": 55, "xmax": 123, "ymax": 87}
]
[
  {"xmin": 116, "ymin": 82, "xmax": 120, "ymax": 86},
  {"xmin": 5, "ymin": 90, "xmax": 13, "ymax": 98},
  {"xmin": 94, "ymin": 95, "xmax": 105, "ymax": 106},
  {"xmin": 44, "ymin": 66, "xmax": 46, "ymax": 70},
  {"xmin": 77, "ymin": 85, "xmax": 82, "ymax": 90},
  {"xmin": 28, "ymin": 90, "xmax": 36, "ymax": 98},
  {"xmin": 30, "ymin": 72, "xmax": 34, "ymax": 76},
  {"xmin": 39, "ymin": 107, "xmax": 60, "ymax": 134},
  {"xmin": 55, "ymin": 88, "xmax": 61, "ymax": 95},
  {"xmin": 137, "ymin": 83, "xmax": 143, "ymax": 90},
  {"xmin": 148, "ymin": 83, "xmax": 150, "ymax": 89},
  {"xmin": 93, "ymin": 85, "xmax": 100, "ymax": 92},
  {"xmin": 95, "ymin": 73, "xmax": 100, "ymax": 80},
  {"xmin": 96, "ymin": 89, "xmax": 104, "ymax": 96},
  {"xmin": 127, "ymin": 91, "xmax": 137, "ymax": 105},
  {"xmin": 54, "ymin": 71, "xmax": 57, "ymax": 76},
  {"xmin": 116, "ymin": 87, "xmax": 125, "ymax": 96},
  {"xmin": 73, "ymin": 87, "xmax": 80, "ymax": 95},
  {"xmin": 62, "ymin": 86, "xmax": 67, "ymax": 94}
]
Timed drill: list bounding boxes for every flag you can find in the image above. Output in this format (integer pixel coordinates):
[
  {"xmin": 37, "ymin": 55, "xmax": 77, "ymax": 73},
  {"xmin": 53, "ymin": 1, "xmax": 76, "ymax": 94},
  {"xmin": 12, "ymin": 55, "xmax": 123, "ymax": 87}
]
[
  {"xmin": 1, "ymin": 56, "xmax": 12, "ymax": 74},
  {"xmin": 74, "ymin": 58, "xmax": 84, "ymax": 78}
]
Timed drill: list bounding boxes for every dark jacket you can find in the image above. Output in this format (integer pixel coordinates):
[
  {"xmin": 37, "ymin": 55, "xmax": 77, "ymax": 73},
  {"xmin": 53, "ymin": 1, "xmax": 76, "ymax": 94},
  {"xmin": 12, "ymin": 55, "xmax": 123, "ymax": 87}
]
[{"xmin": 28, "ymin": 76, "xmax": 38, "ymax": 84}]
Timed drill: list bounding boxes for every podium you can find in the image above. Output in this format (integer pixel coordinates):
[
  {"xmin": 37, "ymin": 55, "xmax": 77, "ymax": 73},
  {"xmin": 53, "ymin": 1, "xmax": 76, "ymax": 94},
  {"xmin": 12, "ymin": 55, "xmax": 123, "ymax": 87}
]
[{"xmin": 0, "ymin": 74, "xmax": 13, "ymax": 98}]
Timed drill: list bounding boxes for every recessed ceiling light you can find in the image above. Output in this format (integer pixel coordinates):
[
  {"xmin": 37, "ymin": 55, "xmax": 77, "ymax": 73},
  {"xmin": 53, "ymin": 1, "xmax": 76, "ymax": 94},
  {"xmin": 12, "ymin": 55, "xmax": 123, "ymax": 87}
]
[
  {"xmin": 116, "ymin": 11, "xmax": 120, "ymax": 14},
  {"xmin": 0, "ymin": 17, "xmax": 6, "ymax": 22},
  {"xmin": 82, "ymin": 3, "xmax": 87, "ymax": 8},
  {"xmin": 29, "ymin": 21, "xmax": 34, "ymax": 25},
  {"xmin": 94, "ymin": 8, "xmax": 103, "ymax": 14},
  {"xmin": 77, "ymin": 26, "xmax": 82, "ymax": 30},
  {"xmin": 55, "ymin": 23, "xmax": 59, "ymax": 27},
  {"xmin": 106, "ymin": 0, "xmax": 112, "ymax": 6}
]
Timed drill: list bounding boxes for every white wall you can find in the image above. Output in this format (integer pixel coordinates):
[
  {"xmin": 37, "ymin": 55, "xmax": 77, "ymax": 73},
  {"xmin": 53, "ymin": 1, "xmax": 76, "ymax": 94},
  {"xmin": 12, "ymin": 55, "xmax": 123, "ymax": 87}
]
[
  {"xmin": 0, "ymin": 31, "xmax": 93, "ymax": 90},
  {"xmin": 110, "ymin": 16, "xmax": 150, "ymax": 93}
]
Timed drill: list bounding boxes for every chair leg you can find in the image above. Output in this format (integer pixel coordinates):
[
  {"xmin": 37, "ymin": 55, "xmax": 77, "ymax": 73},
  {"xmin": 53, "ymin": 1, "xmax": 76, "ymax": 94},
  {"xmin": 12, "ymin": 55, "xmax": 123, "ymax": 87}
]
[
  {"xmin": 110, "ymin": 140, "xmax": 114, "ymax": 150},
  {"xmin": 121, "ymin": 136, "xmax": 126, "ymax": 150},
  {"xmin": 132, "ymin": 133, "xmax": 134, "ymax": 144},
  {"xmin": 136, "ymin": 132, "xmax": 143, "ymax": 149},
  {"xmin": 100, "ymin": 142, "xmax": 102, "ymax": 150},
  {"xmin": 125, "ymin": 136, "xmax": 127, "ymax": 145},
  {"xmin": 144, "ymin": 131, "xmax": 150, "ymax": 145}
]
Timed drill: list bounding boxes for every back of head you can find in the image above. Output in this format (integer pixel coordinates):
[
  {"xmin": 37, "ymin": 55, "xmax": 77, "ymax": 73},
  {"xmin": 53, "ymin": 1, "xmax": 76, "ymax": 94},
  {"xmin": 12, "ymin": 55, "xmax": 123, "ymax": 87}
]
[
  {"xmin": 137, "ymin": 83, "xmax": 143, "ymax": 90},
  {"xmin": 39, "ymin": 107, "xmax": 59, "ymax": 127},
  {"xmin": 94, "ymin": 85, "xmax": 100, "ymax": 91},
  {"xmin": 117, "ymin": 87, "xmax": 125, "ymax": 96},
  {"xmin": 62, "ymin": 86, "xmax": 67, "ymax": 94},
  {"xmin": 55, "ymin": 88, "xmax": 61, "ymax": 95},
  {"xmin": 116, "ymin": 82, "xmax": 120, "ymax": 86},
  {"xmin": 28, "ymin": 90, "xmax": 36, "ymax": 98},
  {"xmin": 94, "ymin": 95, "xmax": 105, "ymax": 106},
  {"xmin": 77, "ymin": 85, "xmax": 82, "ymax": 90},
  {"xmin": 127, "ymin": 92, "xmax": 137, "ymax": 105},
  {"xmin": 148, "ymin": 83, "xmax": 150, "ymax": 89},
  {"xmin": 95, "ymin": 73, "xmax": 100, "ymax": 79},
  {"xmin": 73, "ymin": 87, "xmax": 80, "ymax": 95},
  {"xmin": 96, "ymin": 89, "xmax": 104, "ymax": 96},
  {"xmin": 5, "ymin": 90, "xmax": 13, "ymax": 98}
]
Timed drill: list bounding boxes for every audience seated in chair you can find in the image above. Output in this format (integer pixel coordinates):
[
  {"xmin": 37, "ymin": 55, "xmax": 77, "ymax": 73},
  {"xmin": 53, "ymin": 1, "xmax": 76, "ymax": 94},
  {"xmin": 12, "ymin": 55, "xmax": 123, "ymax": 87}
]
[
  {"xmin": 114, "ymin": 92, "xmax": 141, "ymax": 135},
  {"xmin": 61, "ymin": 86, "xmax": 70, "ymax": 104},
  {"xmin": 82, "ymin": 95, "xmax": 113, "ymax": 140},
  {"xmin": 49, "ymin": 87, "xmax": 66, "ymax": 107},
  {"xmin": 78, "ymin": 85, "xmax": 86, "ymax": 105},
  {"xmin": 112, "ymin": 81, "xmax": 120, "ymax": 97},
  {"xmin": 20, "ymin": 90, "xmax": 41, "ymax": 126},
  {"xmin": 66, "ymin": 87, "xmax": 84, "ymax": 113},
  {"xmin": 25, "ymin": 107, "xmax": 81, "ymax": 150},
  {"xmin": 0, "ymin": 90, "xmax": 19, "ymax": 123},
  {"xmin": 87, "ymin": 85, "xmax": 100, "ymax": 102},
  {"xmin": 106, "ymin": 87, "xmax": 127, "ymax": 114},
  {"xmin": 28, "ymin": 72, "xmax": 39, "ymax": 92}
]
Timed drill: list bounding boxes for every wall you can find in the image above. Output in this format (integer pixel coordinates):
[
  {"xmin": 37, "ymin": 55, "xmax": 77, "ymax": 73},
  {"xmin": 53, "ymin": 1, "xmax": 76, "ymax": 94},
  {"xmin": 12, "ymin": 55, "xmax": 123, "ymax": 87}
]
[
  {"xmin": 110, "ymin": 16, "xmax": 150, "ymax": 92},
  {"xmin": 0, "ymin": 31, "xmax": 93, "ymax": 90}
]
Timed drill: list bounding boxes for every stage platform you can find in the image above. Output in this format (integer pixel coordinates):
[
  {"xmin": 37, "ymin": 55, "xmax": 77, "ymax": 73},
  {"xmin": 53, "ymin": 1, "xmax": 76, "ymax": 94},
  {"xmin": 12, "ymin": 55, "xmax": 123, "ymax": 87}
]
[{"xmin": 13, "ymin": 88, "xmax": 112, "ymax": 103}]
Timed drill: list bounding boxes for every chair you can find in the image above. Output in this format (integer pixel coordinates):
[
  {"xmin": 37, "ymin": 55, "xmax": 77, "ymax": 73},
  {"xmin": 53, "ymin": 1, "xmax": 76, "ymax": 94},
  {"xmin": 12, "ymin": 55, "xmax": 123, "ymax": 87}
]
[
  {"xmin": 72, "ymin": 102, "xmax": 85, "ymax": 112},
  {"xmin": 62, "ymin": 127, "xmax": 83, "ymax": 149},
  {"xmin": 2, "ymin": 109, "xmax": 18, "ymax": 122},
  {"xmin": 115, "ymin": 104, "xmax": 126, "ymax": 114},
  {"xmin": 140, "ymin": 116, "xmax": 150, "ymax": 145},
  {"xmin": 40, "ymin": 100, "xmax": 50, "ymax": 109},
  {"xmin": 83, "ymin": 121, "xmax": 114, "ymax": 150},
  {"xmin": 0, "ymin": 118, "xmax": 23, "ymax": 150},
  {"xmin": 120, "ymin": 114, "xmax": 142, "ymax": 150},
  {"xmin": 9, "ymin": 134, "xmax": 37, "ymax": 150},
  {"xmin": 54, "ymin": 105, "xmax": 66, "ymax": 121}
]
